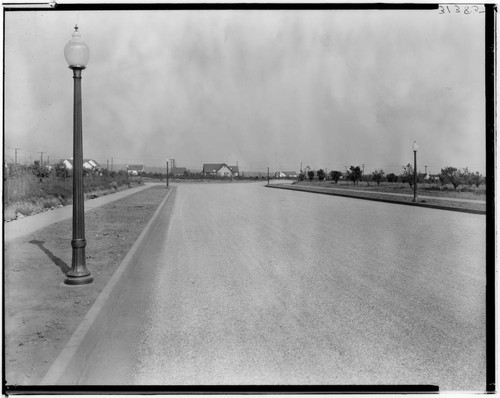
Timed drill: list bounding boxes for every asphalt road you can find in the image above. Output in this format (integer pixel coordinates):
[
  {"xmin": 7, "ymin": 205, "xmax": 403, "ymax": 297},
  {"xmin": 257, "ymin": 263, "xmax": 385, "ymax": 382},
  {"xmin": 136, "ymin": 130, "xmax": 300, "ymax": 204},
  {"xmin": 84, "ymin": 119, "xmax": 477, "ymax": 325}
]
[{"xmin": 79, "ymin": 181, "xmax": 486, "ymax": 390}]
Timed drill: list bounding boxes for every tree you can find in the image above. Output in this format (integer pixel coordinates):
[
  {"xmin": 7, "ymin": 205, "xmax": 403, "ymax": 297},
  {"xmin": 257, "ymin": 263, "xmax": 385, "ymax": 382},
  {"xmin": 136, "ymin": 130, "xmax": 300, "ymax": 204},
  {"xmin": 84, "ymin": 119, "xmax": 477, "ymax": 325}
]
[
  {"xmin": 307, "ymin": 170, "xmax": 315, "ymax": 182},
  {"xmin": 55, "ymin": 162, "xmax": 71, "ymax": 178},
  {"xmin": 468, "ymin": 171, "xmax": 484, "ymax": 188},
  {"xmin": 330, "ymin": 170, "xmax": 342, "ymax": 184},
  {"xmin": 371, "ymin": 169, "xmax": 385, "ymax": 187},
  {"xmin": 298, "ymin": 172, "xmax": 305, "ymax": 182},
  {"xmin": 386, "ymin": 173, "xmax": 397, "ymax": 183},
  {"xmin": 401, "ymin": 163, "xmax": 414, "ymax": 188},
  {"xmin": 317, "ymin": 169, "xmax": 326, "ymax": 181},
  {"xmin": 347, "ymin": 166, "xmax": 362, "ymax": 186},
  {"xmin": 440, "ymin": 166, "xmax": 463, "ymax": 190}
]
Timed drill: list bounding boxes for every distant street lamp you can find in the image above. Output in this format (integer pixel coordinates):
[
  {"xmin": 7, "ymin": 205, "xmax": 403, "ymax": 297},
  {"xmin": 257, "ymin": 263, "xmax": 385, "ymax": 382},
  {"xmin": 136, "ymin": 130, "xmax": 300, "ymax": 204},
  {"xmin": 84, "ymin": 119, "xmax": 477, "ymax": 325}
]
[
  {"xmin": 413, "ymin": 141, "xmax": 418, "ymax": 203},
  {"xmin": 267, "ymin": 165, "xmax": 270, "ymax": 185},
  {"xmin": 64, "ymin": 26, "xmax": 93, "ymax": 285},
  {"xmin": 166, "ymin": 159, "xmax": 169, "ymax": 189}
]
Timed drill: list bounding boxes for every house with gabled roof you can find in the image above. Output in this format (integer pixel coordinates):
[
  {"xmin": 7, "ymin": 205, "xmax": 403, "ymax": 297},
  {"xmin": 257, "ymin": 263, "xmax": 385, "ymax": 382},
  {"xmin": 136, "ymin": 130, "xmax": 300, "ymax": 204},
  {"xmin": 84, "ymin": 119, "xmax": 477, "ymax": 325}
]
[
  {"xmin": 171, "ymin": 167, "xmax": 188, "ymax": 177},
  {"xmin": 275, "ymin": 171, "xmax": 298, "ymax": 178},
  {"xmin": 59, "ymin": 158, "xmax": 101, "ymax": 172},
  {"xmin": 127, "ymin": 165, "xmax": 144, "ymax": 175},
  {"xmin": 228, "ymin": 165, "xmax": 239, "ymax": 177},
  {"xmin": 202, "ymin": 163, "xmax": 236, "ymax": 177}
]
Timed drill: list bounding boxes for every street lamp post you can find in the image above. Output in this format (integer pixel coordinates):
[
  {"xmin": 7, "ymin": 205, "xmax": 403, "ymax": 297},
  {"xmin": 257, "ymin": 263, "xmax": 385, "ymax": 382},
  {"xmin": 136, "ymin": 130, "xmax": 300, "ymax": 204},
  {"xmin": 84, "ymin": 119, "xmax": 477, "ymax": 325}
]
[
  {"xmin": 267, "ymin": 165, "xmax": 270, "ymax": 185},
  {"xmin": 413, "ymin": 141, "xmax": 418, "ymax": 203},
  {"xmin": 166, "ymin": 159, "xmax": 169, "ymax": 189},
  {"xmin": 64, "ymin": 26, "xmax": 93, "ymax": 285}
]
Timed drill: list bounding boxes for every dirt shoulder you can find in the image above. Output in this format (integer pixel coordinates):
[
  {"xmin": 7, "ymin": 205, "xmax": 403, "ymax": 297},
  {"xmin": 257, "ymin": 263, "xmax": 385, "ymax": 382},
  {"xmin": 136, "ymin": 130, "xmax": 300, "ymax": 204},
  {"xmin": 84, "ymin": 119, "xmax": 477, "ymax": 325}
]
[
  {"xmin": 4, "ymin": 185, "xmax": 171, "ymax": 386},
  {"xmin": 269, "ymin": 183, "xmax": 486, "ymax": 214}
]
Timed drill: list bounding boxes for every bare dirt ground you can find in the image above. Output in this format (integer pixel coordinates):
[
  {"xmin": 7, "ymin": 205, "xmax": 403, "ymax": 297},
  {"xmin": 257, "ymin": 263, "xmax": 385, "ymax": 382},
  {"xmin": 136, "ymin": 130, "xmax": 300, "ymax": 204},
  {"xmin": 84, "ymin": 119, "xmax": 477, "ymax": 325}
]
[{"xmin": 4, "ymin": 185, "xmax": 170, "ymax": 386}]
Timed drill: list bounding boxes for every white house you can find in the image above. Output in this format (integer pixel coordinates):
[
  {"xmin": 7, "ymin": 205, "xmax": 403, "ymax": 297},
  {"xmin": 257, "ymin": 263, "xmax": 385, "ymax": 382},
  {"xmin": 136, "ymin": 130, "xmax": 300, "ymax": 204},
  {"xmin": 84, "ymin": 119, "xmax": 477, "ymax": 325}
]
[
  {"xmin": 60, "ymin": 158, "xmax": 101, "ymax": 172},
  {"xmin": 127, "ymin": 165, "xmax": 144, "ymax": 175},
  {"xmin": 275, "ymin": 171, "xmax": 298, "ymax": 178},
  {"xmin": 202, "ymin": 163, "xmax": 236, "ymax": 177}
]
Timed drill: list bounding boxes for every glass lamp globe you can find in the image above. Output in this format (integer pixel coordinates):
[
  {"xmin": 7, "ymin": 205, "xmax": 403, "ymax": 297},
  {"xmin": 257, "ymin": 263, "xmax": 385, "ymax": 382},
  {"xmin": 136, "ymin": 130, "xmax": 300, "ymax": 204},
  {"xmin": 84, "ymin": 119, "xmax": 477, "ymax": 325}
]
[
  {"xmin": 64, "ymin": 26, "xmax": 90, "ymax": 68},
  {"xmin": 413, "ymin": 141, "xmax": 418, "ymax": 152}
]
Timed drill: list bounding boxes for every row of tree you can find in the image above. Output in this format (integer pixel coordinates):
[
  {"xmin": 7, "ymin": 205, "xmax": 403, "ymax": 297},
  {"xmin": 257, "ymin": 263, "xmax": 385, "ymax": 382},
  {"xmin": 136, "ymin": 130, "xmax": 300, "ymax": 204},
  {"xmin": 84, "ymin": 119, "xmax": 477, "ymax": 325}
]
[{"xmin": 298, "ymin": 165, "xmax": 485, "ymax": 190}]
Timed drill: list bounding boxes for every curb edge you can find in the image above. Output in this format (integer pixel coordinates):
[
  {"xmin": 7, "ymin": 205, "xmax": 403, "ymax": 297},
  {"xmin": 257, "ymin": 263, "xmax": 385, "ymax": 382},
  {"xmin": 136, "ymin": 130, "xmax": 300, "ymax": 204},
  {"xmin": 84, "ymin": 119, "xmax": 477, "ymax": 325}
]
[{"xmin": 40, "ymin": 187, "xmax": 175, "ymax": 385}]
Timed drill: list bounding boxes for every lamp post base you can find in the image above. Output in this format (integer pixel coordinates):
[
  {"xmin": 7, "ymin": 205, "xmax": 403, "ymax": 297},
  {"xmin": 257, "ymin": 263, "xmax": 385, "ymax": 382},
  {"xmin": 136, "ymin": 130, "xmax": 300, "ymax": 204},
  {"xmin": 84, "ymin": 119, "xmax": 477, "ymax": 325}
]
[
  {"xmin": 64, "ymin": 272, "xmax": 94, "ymax": 285},
  {"xmin": 412, "ymin": 197, "xmax": 418, "ymax": 203}
]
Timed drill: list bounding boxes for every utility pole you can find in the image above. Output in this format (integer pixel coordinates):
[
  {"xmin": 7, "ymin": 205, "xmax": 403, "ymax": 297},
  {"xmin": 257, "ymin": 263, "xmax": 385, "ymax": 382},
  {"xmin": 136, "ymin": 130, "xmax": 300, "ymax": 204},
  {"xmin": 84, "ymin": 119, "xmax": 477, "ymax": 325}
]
[
  {"xmin": 362, "ymin": 164, "xmax": 365, "ymax": 176},
  {"xmin": 39, "ymin": 152, "xmax": 44, "ymax": 165},
  {"xmin": 14, "ymin": 148, "xmax": 19, "ymax": 164},
  {"xmin": 111, "ymin": 157, "xmax": 113, "ymax": 172},
  {"xmin": 425, "ymin": 165, "xmax": 428, "ymax": 174},
  {"xmin": 107, "ymin": 159, "xmax": 109, "ymax": 170}
]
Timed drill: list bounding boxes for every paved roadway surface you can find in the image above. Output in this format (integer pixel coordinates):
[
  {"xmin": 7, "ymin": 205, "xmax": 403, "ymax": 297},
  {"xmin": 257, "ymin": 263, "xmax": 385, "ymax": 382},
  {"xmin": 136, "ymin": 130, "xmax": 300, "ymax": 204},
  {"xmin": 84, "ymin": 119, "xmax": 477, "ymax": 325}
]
[{"xmin": 78, "ymin": 182, "xmax": 485, "ymax": 390}]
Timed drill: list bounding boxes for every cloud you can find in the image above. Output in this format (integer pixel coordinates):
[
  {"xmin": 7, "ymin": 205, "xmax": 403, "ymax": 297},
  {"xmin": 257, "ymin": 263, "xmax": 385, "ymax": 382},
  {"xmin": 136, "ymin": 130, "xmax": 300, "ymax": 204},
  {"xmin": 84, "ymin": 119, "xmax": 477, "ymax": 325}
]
[{"xmin": 4, "ymin": 9, "xmax": 486, "ymax": 173}]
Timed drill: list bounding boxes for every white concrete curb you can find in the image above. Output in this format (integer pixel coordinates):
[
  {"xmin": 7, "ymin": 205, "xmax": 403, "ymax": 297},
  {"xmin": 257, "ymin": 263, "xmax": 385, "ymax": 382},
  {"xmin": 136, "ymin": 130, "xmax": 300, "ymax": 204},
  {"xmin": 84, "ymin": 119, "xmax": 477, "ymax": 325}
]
[{"xmin": 40, "ymin": 187, "xmax": 175, "ymax": 385}]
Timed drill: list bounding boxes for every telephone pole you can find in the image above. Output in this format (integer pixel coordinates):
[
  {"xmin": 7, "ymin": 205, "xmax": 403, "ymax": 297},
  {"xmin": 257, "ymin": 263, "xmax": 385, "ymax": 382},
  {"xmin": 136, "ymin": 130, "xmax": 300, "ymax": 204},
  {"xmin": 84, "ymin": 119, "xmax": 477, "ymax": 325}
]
[
  {"xmin": 15, "ymin": 148, "xmax": 19, "ymax": 164},
  {"xmin": 39, "ymin": 152, "xmax": 44, "ymax": 165}
]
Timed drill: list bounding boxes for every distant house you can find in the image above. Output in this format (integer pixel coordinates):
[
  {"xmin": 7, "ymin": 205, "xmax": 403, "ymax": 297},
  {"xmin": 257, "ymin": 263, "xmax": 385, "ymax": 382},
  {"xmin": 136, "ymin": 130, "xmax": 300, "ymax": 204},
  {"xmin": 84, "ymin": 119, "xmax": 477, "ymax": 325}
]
[
  {"xmin": 426, "ymin": 173, "xmax": 441, "ymax": 182},
  {"xmin": 202, "ymin": 163, "xmax": 235, "ymax": 177},
  {"xmin": 171, "ymin": 167, "xmax": 188, "ymax": 177},
  {"xmin": 60, "ymin": 158, "xmax": 101, "ymax": 172},
  {"xmin": 275, "ymin": 171, "xmax": 298, "ymax": 178},
  {"xmin": 84, "ymin": 159, "xmax": 100, "ymax": 171},
  {"xmin": 228, "ymin": 165, "xmax": 239, "ymax": 177},
  {"xmin": 127, "ymin": 165, "xmax": 144, "ymax": 175}
]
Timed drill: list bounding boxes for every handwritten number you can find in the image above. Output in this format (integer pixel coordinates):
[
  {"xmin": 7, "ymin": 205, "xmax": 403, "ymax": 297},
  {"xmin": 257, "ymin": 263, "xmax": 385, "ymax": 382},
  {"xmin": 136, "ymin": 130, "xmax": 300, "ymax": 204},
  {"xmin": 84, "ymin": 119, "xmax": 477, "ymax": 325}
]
[{"xmin": 439, "ymin": 4, "xmax": 485, "ymax": 15}]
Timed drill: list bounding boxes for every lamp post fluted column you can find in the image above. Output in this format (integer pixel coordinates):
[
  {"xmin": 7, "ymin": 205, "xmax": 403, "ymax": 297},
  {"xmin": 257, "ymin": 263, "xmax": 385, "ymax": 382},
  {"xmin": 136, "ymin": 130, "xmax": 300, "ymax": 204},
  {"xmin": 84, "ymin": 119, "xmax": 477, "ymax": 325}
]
[
  {"xmin": 166, "ymin": 159, "xmax": 169, "ymax": 189},
  {"xmin": 412, "ymin": 141, "xmax": 418, "ymax": 203},
  {"xmin": 64, "ymin": 26, "xmax": 93, "ymax": 285}
]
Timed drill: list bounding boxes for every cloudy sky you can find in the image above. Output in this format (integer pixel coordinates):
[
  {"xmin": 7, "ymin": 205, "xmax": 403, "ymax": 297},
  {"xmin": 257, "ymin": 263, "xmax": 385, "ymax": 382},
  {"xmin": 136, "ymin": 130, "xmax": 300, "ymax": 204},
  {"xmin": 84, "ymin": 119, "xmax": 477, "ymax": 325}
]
[{"xmin": 4, "ymin": 6, "xmax": 486, "ymax": 174}]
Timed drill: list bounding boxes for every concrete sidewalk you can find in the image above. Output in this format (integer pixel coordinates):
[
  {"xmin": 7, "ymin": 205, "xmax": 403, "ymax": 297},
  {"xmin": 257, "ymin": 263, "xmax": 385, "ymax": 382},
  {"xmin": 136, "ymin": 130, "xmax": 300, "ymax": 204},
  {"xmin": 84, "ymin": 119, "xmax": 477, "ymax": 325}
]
[{"xmin": 4, "ymin": 183, "xmax": 161, "ymax": 242}]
